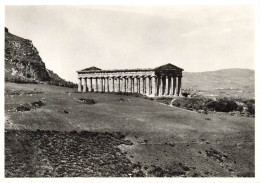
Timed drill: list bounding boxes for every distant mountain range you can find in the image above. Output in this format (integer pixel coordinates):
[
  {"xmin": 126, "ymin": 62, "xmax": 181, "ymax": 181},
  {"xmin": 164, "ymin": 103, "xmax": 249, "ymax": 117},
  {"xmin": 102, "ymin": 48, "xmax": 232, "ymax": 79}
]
[
  {"xmin": 4, "ymin": 27, "xmax": 75, "ymax": 87},
  {"xmin": 182, "ymin": 69, "xmax": 254, "ymax": 97}
]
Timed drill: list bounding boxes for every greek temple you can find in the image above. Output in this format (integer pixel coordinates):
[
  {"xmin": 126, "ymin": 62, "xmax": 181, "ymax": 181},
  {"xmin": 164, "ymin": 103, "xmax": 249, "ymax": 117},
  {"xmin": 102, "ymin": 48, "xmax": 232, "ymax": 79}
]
[{"xmin": 77, "ymin": 63, "xmax": 184, "ymax": 97}]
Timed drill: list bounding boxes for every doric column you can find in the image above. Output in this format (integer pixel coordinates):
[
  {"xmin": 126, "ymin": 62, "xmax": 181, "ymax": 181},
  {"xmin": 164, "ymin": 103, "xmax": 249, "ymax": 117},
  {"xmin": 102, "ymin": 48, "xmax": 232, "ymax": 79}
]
[
  {"xmin": 114, "ymin": 77, "xmax": 117, "ymax": 92},
  {"xmin": 103, "ymin": 78, "xmax": 105, "ymax": 92},
  {"xmin": 125, "ymin": 78, "xmax": 128, "ymax": 93},
  {"xmin": 136, "ymin": 77, "xmax": 140, "ymax": 93},
  {"xmin": 125, "ymin": 77, "xmax": 127, "ymax": 92},
  {"xmin": 103, "ymin": 78, "xmax": 107, "ymax": 92},
  {"xmin": 172, "ymin": 77, "xmax": 176, "ymax": 95},
  {"xmin": 105, "ymin": 77, "xmax": 109, "ymax": 92},
  {"xmin": 121, "ymin": 77, "xmax": 124, "ymax": 92},
  {"xmin": 78, "ymin": 78, "xmax": 82, "ymax": 92},
  {"xmin": 89, "ymin": 78, "xmax": 93, "ymax": 92},
  {"xmin": 177, "ymin": 77, "xmax": 182, "ymax": 96},
  {"xmin": 140, "ymin": 77, "xmax": 144, "ymax": 94},
  {"xmin": 126, "ymin": 77, "xmax": 129, "ymax": 93},
  {"xmin": 168, "ymin": 77, "xmax": 171, "ymax": 95},
  {"xmin": 134, "ymin": 77, "xmax": 138, "ymax": 93},
  {"xmin": 122, "ymin": 77, "xmax": 126, "ymax": 93},
  {"xmin": 86, "ymin": 78, "xmax": 91, "ymax": 92},
  {"xmin": 98, "ymin": 78, "xmax": 103, "ymax": 92},
  {"xmin": 111, "ymin": 77, "xmax": 114, "ymax": 92},
  {"xmin": 96, "ymin": 78, "xmax": 99, "ymax": 92},
  {"xmin": 152, "ymin": 76, "xmax": 157, "ymax": 96},
  {"xmin": 92, "ymin": 78, "xmax": 95, "ymax": 92},
  {"xmin": 123, "ymin": 77, "xmax": 126, "ymax": 92},
  {"xmin": 132, "ymin": 77, "xmax": 134, "ymax": 93},
  {"xmin": 136, "ymin": 77, "xmax": 139, "ymax": 93},
  {"xmin": 138, "ymin": 77, "xmax": 140, "ymax": 93},
  {"xmin": 127, "ymin": 77, "xmax": 131, "ymax": 93},
  {"xmin": 142, "ymin": 77, "xmax": 145, "ymax": 94},
  {"xmin": 169, "ymin": 76, "xmax": 173, "ymax": 95},
  {"xmin": 82, "ymin": 78, "xmax": 87, "ymax": 92},
  {"xmin": 94, "ymin": 78, "xmax": 98, "ymax": 92},
  {"xmin": 102, "ymin": 78, "xmax": 105, "ymax": 92},
  {"xmin": 158, "ymin": 76, "xmax": 163, "ymax": 96},
  {"xmin": 102, "ymin": 78, "xmax": 103, "ymax": 92},
  {"xmin": 174, "ymin": 77, "xmax": 178, "ymax": 96},
  {"xmin": 117, "ymin": 77, "xmax": 122, "ymax": 92},
  {"xmin": 132, "ymin": 77, "xmax": 135, "ymax": 93},
  {"xmin": 165, "ymin": 76, "xmax": 169, "ymax": 96},
  {"xmin": 108, "ymin": 78, "xmax": 111, "ymax": 92},
  {"xmin": 146, "ymin": 76, "xmax": 150, "ymax": 95},
  {"xmin": 117, "ymin": 77, "xmax": 121, "ymax": 92},
  {"xmin": 126, "ymin": 77, "xmax": 128, "ymax": 93}
]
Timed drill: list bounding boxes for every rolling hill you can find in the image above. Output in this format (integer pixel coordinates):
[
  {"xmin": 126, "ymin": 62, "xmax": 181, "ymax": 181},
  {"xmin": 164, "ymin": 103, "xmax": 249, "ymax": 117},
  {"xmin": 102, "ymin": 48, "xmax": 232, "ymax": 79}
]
[{"xmin": 182, "ymin": 69, "xmax": 254, "ymax": 98}]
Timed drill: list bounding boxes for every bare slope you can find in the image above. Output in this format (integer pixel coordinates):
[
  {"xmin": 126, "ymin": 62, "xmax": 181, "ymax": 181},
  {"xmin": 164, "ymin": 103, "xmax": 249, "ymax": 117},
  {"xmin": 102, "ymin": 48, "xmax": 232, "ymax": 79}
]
[{"xmin": 5, "ymin": 83, "xmax": 254, "ymax": 177}]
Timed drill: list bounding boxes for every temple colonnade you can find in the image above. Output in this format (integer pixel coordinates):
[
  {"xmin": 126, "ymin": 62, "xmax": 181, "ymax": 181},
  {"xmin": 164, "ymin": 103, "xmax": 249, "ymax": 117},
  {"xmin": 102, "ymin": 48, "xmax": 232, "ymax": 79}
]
[
  {"xmin": 78, "ymin": 75, "xmax": 182, "ymax": 97},
  {"xmin": 77, "ymin": 63, "xmax": 184, "ymax": 97}
]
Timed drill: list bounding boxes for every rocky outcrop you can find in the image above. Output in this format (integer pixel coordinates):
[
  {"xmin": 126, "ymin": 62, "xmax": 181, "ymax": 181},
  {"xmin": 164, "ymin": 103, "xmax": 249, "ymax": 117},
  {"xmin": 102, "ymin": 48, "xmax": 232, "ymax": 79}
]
[
  {"xmin": 5, "ymin": 28, "xmax": 76, "ymax": 87},
  {"xmin": 5, "ymin": 28, "xmax": 51, "ymax": 81}
]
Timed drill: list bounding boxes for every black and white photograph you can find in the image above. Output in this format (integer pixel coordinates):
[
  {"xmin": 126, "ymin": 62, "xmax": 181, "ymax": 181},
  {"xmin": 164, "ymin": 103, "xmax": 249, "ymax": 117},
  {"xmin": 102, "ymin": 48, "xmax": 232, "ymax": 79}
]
[{"xmin": 1, "ymin": 0, "xmax": 259, "ymax": 181}]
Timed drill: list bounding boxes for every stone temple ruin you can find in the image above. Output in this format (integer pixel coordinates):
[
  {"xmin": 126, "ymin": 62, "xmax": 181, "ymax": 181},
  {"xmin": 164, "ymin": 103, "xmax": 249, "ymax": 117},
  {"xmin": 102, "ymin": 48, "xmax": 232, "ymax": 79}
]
[{"xmin": 77, "ymin": 63, "xmax": 183, "ymax": 97}]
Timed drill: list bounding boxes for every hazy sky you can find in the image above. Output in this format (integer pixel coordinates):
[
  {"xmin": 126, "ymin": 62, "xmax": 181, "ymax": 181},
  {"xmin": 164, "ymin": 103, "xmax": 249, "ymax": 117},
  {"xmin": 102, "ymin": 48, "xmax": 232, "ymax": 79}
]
[{"xmin": 5, "ymin": 5, "xmax": 254, "ymax": 83}]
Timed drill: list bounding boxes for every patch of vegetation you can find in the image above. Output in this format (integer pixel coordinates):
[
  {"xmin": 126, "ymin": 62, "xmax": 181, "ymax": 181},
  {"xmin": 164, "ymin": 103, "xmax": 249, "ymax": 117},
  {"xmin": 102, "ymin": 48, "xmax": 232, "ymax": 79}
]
[
  {"xmin": 246, "ymin": 103, "xmax": 255, "ymax": 115},
  {"xmin": 15, "ymin": 100, "xmax": 44, "ymax": 112},
  {"xmin": 5, "ymin": 89, "xmax": 43, "ymax": 96},
  {"xmin": 205, "ymin": 98, "xmax": 238, "ymax": 112},
  {"xmin": 148, "ymin": 163, "xmax": 192, "ymax": 177},
  {"xmin": 47, "ymin": 69, "xmax": 77, "ymax": 88},
  {"xmin": 171, "ymin": 96, "xmax": 255, "ymax": 115},
  {"xmin": 155, "ymin": 97, "xmax": 173, "ymax": 105},
  {"xmin": 79, "ymin": 98, "xmax": 95, "ymax": 105},
  {"xmin": 5, "ymin": 75, "xmax": 38, "ymax": 84}
]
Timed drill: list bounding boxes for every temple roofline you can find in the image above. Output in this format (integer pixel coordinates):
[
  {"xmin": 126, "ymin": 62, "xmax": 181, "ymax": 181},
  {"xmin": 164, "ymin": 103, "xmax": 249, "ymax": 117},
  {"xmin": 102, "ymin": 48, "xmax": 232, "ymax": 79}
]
[
  {"xmin": 77, "ymin": 63, "xmax": 184, "ymax": 73},
  {"xmin": 77, "ymin": 68, "xmax": 154, "ymax": 73}
]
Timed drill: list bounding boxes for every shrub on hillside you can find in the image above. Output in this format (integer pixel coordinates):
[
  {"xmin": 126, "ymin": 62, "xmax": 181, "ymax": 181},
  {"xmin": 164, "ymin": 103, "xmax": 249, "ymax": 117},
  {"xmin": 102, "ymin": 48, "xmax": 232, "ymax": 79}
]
[
  {"xmin": 247, "ymin": 103, "xmax": 255, "ymax": 115},
  {"xmin": 181, "ymin": 92, "xmax": 190, "ymax": 97},
  {"xmin": 206, "ymin": 98, "xmax": 238, "ymax": 112},
  {"xmin": 47, "ymin": 80, "xmax": 76, "ymax": 88},
  {"xmin": 5, "ymin": 75, "xmax": 38, "ymax": 84},
  {"xmin": 79, "ymin": 98, "xmax": 95, "ymax": 105},
  {"xmin": 236, "ymin": 105, "xmax": 244, "ymax": 113},
  {"xmin": 172, "ymin": 97, "xmax": 239, "ymax": 113}
]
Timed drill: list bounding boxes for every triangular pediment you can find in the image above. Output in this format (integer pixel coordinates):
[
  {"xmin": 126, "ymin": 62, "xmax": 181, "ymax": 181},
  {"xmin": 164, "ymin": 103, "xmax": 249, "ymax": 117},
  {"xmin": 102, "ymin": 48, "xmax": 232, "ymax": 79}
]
[
  {"xmin": 155, "ymin": 63, "xmax": 183, "ymax": 71},
  {"xmin": 80, "ymin": 66, "xmax": 101, "ymax": 72}
]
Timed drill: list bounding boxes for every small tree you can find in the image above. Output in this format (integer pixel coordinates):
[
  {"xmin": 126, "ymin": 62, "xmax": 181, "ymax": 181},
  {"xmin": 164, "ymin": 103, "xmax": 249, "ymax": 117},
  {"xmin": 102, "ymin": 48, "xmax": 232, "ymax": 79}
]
[
  {"xmin": 236, "ymin": 105, "xmax": 243, "ymax": 114},
  {"xmin": 247, "ymin": 104, "xmax": 255, "ymax": 115}
]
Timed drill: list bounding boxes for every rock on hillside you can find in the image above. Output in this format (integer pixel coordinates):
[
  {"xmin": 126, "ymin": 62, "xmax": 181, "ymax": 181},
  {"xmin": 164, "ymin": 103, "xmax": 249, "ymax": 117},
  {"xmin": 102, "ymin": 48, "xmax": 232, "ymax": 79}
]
[{"xmin": 5, "ymin": 27, "xmax": 75, "ymax": 87}]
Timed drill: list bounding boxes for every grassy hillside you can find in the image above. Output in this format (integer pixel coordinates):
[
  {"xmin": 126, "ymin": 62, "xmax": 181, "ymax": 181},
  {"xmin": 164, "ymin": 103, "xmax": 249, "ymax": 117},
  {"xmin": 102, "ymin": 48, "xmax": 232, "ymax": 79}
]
[
  {"xmin": 5, "ymin": 82, "xmax": 254, "ymax": 177},
  {"xmin": 182, "ymin": 69, "xmax": 254, "ymax": 98}
]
